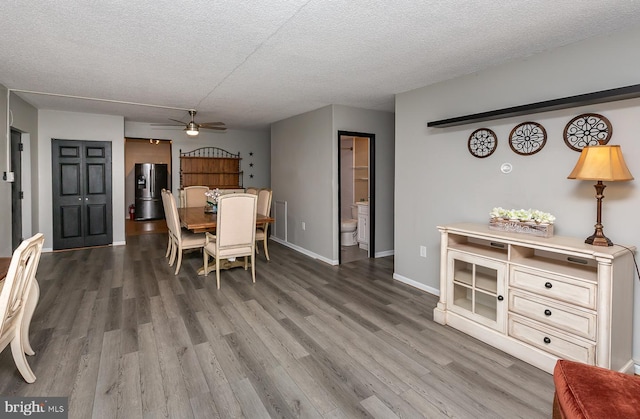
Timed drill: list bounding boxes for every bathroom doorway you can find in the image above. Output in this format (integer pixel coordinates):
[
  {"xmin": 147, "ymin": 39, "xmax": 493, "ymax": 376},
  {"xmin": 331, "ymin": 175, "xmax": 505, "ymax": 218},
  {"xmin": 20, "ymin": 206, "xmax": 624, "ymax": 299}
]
[{"xmin": 338, "ymin": 131, "xmax": 375, "ymax": 264}]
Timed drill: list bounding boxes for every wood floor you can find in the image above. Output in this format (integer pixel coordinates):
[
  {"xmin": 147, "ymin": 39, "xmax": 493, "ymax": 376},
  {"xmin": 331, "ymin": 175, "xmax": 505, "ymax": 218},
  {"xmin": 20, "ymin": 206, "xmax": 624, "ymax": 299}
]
[{"xmin": 0, "ymin": 233, "xmax": 554, "ymax": 418}]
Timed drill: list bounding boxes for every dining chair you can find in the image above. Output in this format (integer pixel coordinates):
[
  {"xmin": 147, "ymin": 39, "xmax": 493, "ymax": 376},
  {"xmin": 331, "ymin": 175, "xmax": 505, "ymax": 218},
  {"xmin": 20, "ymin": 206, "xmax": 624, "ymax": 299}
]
[
  {"xmin": 161, "ymin": 189, "xmax": 173, "ymax": 260},
  {"xmin": 183, "ymin": 185, "xmax": 209, "ymax": 208},
  {"xmin": 203, "ymin": 193, "xmax": 258, "ymax": 289},
  {"xmin": 0, "ymin": 233, "xmax": 44, "ymax": 383},
  {"xmin": 254, "ymin": 188, "xmax": 273, "ymax": 261},
  {"xmin": 245, "ymin": 187, "xmax": 259, "ymax": 195},
  {"xmin": 165, "ymin": 190, "xmax": 206, "ymax": 275}
]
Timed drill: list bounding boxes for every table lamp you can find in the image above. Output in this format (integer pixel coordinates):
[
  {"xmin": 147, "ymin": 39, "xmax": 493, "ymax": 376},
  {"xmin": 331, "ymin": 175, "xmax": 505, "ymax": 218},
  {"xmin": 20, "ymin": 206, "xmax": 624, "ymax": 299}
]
[{"xmin": 567, "ymin": 143, "xmax": 633, "ymax": 246}]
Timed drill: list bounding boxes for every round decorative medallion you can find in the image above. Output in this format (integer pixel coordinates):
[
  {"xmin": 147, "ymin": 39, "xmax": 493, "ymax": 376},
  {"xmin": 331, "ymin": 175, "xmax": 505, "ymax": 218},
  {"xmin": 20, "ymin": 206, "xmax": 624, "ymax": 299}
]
[
  {"xmin": 509, "ymin": 122, "xmax": 547, "ymax": 155},
  {"xmin": 468, "ymin": 128, "xmax": 497, "ymax": 158},
  {"xmin": 563, "ymin": 113, "xmax": 612, "ymax": 152}
]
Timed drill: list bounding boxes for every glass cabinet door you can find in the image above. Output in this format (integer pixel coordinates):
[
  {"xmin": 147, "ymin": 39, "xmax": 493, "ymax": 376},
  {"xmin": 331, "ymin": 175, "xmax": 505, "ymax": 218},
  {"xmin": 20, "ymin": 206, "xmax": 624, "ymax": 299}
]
[{"xmin": 447, "ymin": 251, "xmax": 506, "ymax": 331}]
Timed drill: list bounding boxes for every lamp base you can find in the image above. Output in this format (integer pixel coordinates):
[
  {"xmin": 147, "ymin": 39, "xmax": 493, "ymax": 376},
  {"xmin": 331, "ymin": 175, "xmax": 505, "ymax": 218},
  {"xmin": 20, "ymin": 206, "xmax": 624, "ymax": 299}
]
[{"xmin": 584, "ymin": 229, "xmax": 613, "ymax": 247}]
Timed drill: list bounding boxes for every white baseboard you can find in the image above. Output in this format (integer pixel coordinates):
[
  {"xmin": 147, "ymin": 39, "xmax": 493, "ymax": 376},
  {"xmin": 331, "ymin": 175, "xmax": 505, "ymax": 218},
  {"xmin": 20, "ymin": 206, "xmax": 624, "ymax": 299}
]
[
  {"xmin": 269, "ymin": 237, "xmax": 338, "ymax": 265},
  {"xmin": 43, "ymin": 247, "xmax": 53, "ymax": 253},
  {"xmin": 635, "ymin": 362, "xmax": 640, "ymax": 375},
  {"xmin": 113, "ymin": 241, "xmax": 126, "ymax": 246},
  {"xmin": 375, "ymin": 249, "xmax": 394, "ymax": 258},
  {"xmin": 393, "ymin": 272, "xmax": 440, "ymax": 296}
]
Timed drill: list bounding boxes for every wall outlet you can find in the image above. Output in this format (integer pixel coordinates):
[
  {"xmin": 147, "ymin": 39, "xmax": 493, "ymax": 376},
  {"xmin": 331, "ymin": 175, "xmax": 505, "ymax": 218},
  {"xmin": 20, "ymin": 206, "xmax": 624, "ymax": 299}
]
[
  {"xmin": 420, "ymin": 246, "xmax": 427, "ymax": 258},
  {"xmin": 302, "ymin": 221, "xmax": 306, "ymax": 231}
]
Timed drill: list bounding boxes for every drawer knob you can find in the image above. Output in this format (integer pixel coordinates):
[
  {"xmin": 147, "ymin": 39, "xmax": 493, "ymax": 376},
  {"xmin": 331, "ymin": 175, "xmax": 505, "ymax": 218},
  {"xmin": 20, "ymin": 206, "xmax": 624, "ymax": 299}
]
[
  {"xmin": 544, "ymin": 309, "xmax": 552, "ymax": 316},
  {"xmin": 497, "ymin": 295, "xmax": 504, "ymax": 301},
  {"xmin": 544, "ymin": 282, "xmax": 553, "ymax": 289},
  {"xmin": 543, "ymin": 337, "xmax": 551, "ymax": 344}
]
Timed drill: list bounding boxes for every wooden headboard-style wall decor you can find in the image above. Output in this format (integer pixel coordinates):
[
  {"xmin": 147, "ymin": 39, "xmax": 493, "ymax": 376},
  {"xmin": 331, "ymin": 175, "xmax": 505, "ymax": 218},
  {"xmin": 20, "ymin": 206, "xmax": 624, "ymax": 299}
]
[{"xmin": 179, "ymin": 147, "xmax": 243, "ymax": 189}]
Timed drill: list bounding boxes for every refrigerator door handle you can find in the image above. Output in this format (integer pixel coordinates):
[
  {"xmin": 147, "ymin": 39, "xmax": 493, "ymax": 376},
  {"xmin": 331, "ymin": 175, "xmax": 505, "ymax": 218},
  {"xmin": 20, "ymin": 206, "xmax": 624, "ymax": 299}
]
[{"xmin": 150, "ymin": 166, "xmax": 154, "ymax": 194}]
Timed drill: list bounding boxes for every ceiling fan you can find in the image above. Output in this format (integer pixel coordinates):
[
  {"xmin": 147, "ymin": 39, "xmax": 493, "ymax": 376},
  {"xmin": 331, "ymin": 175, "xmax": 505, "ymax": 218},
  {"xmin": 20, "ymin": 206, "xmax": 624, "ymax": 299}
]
[{"xmin": 153, "ymin": 110, "xmax": 226, "ymax": 136}]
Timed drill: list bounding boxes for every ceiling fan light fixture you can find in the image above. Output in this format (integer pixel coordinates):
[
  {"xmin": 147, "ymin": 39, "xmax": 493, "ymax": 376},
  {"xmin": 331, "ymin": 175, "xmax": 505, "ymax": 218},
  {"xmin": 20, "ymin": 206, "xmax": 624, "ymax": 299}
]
[{"xmin": 185, "ymin": 122, "xmax": 199, "ymax": 136}]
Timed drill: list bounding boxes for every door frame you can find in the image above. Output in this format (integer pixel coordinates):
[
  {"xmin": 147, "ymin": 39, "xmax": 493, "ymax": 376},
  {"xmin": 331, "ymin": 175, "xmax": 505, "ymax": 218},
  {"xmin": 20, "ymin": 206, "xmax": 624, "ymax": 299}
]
[
  {"xmin": 337, "ymin": 130, "xmax": 375, "ymax": 263},
  {"xmin": 10, "ymin": 129, "xmax": 22, "ymax": 251}
]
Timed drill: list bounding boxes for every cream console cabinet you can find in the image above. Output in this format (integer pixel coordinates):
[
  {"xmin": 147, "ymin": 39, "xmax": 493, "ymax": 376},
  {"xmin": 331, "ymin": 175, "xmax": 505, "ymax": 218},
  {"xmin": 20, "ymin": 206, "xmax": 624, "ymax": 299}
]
[{"xmin": 433, "ymin": 223, "xmax": 635, "ymax": 374}]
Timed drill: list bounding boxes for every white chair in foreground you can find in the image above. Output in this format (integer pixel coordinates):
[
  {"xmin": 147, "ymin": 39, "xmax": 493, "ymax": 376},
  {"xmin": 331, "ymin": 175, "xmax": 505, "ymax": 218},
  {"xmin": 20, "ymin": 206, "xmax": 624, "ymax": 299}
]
[
  {"xmin": 165, "ymin": 190, "xmax": 206, "ymax": 275},
  {"xmin": 0, "ymin": 233, "xmax": 44, "ymax": 383},
  {"xmin": 203, "ymin": 193, "xmax": 257, "ymax": 289},
  {"xmin": 255, "ymin": 188, "xmax": 273, "ymax": 261}
]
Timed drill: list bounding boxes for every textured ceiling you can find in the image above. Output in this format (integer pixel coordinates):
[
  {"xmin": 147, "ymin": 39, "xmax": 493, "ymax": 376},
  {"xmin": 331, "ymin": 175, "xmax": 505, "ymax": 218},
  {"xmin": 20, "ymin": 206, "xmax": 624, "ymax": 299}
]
[{"xmin": 2, "ymin": 1, "xmax": 640, "ymax": 130}]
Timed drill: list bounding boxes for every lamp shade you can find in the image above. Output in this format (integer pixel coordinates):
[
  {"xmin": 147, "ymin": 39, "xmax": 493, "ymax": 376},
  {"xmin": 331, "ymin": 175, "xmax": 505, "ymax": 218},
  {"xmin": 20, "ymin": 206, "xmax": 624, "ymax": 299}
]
[
  {"xmin": 185, "ymin": 122, "xmax": 199, "ymax": 136},
  {"xmin": 567, "ymin": 145, "xmax": 634, "ymax": 181}
]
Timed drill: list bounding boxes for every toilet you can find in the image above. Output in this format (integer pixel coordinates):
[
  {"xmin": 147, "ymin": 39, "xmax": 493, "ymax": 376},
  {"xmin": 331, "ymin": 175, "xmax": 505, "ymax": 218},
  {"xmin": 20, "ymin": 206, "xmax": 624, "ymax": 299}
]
[{"xmin": 341, "ymin": 205, "xmax": 358, "ymax": 246}]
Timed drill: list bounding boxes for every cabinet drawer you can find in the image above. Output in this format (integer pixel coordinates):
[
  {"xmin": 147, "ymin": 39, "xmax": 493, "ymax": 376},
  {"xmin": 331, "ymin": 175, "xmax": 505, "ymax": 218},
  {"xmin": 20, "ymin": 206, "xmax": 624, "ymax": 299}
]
[
  {"xmin": 510, "ymin": 267, "xmax": 596, "ymax": 309},
  {"xmin": 509, "ymin": 290, "xmax": 596, "ymax": 340},
  {"xmin": 508, "ymin": 315, "xmax": 595, "ymax": 365}
]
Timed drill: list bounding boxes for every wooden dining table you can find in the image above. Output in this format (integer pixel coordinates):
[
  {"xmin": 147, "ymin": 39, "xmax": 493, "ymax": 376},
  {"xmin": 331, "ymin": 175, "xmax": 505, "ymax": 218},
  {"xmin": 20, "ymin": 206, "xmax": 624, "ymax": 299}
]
[
  {"xmin": 0, "ymin": 257, "xmax": 10, "ymax": 281},
  {"xmin": 177, "ymin": 206, "xmax": 275, "ymax": 275},
  {"xmin": 177, "ymin": 206, "xmax": 274, "ymax": 233}
]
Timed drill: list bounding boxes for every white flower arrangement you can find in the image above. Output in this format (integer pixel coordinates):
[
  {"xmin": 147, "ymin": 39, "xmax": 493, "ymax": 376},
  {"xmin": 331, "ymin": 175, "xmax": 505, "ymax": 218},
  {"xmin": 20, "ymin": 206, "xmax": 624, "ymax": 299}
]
[
  {"xmin": 490, "ymin": 207, "xmax": 556, "ymax": 225},
  {"xmin": 204, "ymin": 188, "xmax": 221, "ymax": 206}
]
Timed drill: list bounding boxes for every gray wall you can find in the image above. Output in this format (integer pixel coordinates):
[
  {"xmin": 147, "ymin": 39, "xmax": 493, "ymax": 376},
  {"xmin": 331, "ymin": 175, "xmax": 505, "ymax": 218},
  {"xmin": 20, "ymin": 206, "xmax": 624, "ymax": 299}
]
[
  {"xmin": 38, "ymin": 110, "xmax": 126, "ymax": 250},
  {"xmin": 395, "ymin": 24, "xmax": 640, "ymax": 360},
  {"xmin": 9, "ymin": 94, "xmax": 38, "ymax": 240},
  {"xmin": 271, "ymin": 104, "xmax": 394, "ymax": 264},
  {"xmin": 0, "ymin": 89, "xmax": 39, "ymax": 256}
]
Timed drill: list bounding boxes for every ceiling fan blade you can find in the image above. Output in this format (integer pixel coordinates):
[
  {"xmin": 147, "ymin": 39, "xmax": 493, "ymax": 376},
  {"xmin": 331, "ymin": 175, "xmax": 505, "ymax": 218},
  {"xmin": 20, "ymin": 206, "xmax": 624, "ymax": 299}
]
[
  {"xmin": 200, "ymin": 123, "xmax": 226, "ymax": 129},
  {"xmin": 150, "ymin": 123, "xmax": 184, "ymax": 127},
  {"xmin": 202, "ymin": 126, "xmax": 227, "ymax": 131},
  {"xmin": 168, "ymin": 118, "xmax": 188, "ymax": 125},
  {"xmin": 199, "ymin": 121, "xmax": 225, "ymax": 126}
]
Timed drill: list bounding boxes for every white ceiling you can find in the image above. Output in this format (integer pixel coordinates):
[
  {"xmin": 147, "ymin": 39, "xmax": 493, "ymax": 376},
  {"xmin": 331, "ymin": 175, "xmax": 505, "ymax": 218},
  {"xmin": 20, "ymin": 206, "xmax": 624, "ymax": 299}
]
[{"xmin": 2, "ymin": 1, "xmax": 640, "ymax": 130}]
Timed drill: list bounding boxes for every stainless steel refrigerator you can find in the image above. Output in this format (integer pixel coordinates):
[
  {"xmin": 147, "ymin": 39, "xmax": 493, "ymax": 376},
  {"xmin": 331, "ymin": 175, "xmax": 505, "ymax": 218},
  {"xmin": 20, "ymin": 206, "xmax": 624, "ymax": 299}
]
[{"xmin": 135, "ymin": 163, "xmax": 168, "ymax": 220}]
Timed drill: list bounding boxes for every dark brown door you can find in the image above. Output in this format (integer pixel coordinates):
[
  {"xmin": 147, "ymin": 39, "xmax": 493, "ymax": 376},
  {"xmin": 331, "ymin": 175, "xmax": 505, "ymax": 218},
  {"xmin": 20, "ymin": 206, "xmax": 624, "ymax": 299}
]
[
  {"xmin": 11, "ymin": 129, "xmax": 22, "ymax": 251},
  {"xmin": 52, "ymin": 139, "xmax": 113, "ymax": 250}
]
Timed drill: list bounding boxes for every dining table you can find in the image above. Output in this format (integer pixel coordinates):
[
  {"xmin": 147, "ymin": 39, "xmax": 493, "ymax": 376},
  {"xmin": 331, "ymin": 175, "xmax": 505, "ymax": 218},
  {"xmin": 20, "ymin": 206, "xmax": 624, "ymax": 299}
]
[
  {"xmin": 0, "ymin": 257, "xmax": 9, "ymax": 281},
  {"xmin": 177, "ymin": 206, "xmax": 275, "ymax": 275}
]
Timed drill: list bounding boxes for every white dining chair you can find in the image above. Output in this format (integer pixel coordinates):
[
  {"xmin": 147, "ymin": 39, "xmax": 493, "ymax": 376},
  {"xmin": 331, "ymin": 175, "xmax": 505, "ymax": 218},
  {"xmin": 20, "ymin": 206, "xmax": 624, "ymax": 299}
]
[
  {"xmin": 165, "ymin": 190, "xmax": 206, "ymax": 275},
  {"xmin": 183, "ymin": 185, "xmax": 209, "ymax": 208},
  {"xmin": 0, "ymin": 233, "xmax": 45, "ymax": 383},
  {"xmin": 254, "ymin": 188, "xmax": 273, "ymax": 261},
  {"xmin": 203, "ymin": 193, "xmax": 258, "ymax": 289},
  {"xmin": 161, "ymin": 189, "xmax": 174, "ymax": 260}
]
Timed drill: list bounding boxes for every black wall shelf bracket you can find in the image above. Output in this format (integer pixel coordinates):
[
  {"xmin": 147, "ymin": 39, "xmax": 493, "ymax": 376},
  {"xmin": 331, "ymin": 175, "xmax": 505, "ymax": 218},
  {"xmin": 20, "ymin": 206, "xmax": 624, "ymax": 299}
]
[{"xmin": 427, "ymin": 84, "xmax": 640, "ymax": 128}]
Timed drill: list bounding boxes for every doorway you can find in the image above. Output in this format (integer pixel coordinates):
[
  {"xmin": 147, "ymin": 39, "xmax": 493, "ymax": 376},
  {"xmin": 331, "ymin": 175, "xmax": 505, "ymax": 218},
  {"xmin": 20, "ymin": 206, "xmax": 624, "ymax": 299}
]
[
  {"xmin": 338, "ymin": 131, "xmax": 375, "ymax": 264},
  {"xmin": 10, "ymin": 129, "xmax": 22, "ymax": 251}
]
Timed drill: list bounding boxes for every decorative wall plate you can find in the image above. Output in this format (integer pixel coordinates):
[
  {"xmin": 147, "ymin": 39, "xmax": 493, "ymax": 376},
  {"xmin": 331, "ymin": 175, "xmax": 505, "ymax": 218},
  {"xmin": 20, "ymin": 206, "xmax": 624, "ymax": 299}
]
[
  {"xmin": 509, "ymin": 122, "xmax": 547, "ymax": 155},
  {"xmin": 563, "ymin": 113, "xmax": 612, "ymax": 152},
  {"xmin": 468, "ymin": 128, "xmax": 497, "ymax": 158}
]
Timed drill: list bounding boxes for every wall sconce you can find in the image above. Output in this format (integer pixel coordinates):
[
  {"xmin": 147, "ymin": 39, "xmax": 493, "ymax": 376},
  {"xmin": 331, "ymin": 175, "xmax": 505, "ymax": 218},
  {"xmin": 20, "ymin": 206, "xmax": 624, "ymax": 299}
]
[{"xmin": 567, "ymin": 143, "xmax": 634, "ymax": 246}]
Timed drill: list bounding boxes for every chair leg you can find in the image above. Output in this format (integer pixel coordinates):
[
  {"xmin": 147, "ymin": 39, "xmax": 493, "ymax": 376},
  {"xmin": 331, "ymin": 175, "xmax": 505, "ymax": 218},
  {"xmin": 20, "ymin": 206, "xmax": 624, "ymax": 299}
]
[
  {"xmin": 169, "ymin": 241, "xmax": 177, "ymax": 266},
  {"xmin": 22, "ymin": 280, "xmax": 39, "ymax": 356},
  {"xmin": 165, "ymin": 235, "xmax": 171, "ymax": 258},
  {"xmin": 174, "ymin": 248, "xmax": 183, "ymax": 275},
  {"xmin": 251, "ymin": 252, "xmax": 256, "ymax": 283},
  {"xmin": 11, "ymin": 328, "xmax": 36, "ymax": 383},
  {"xmin": 216, "ymin": 257, "xmax": 221, "ymax": 289},
  {"xmin": 203, "ymin": 250, "xmax": 209, "ymax": 276},
  {"xmin": 263, "ymin": 237, "xmax": 270, "ymax": 261}
]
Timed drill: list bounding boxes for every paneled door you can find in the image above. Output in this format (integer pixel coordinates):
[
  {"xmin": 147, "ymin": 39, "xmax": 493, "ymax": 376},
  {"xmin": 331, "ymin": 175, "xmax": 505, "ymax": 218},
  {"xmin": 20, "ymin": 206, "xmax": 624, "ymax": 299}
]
[{"xmin": 52, "ymin": 139, "xmax": 113, "ymax": 250}]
